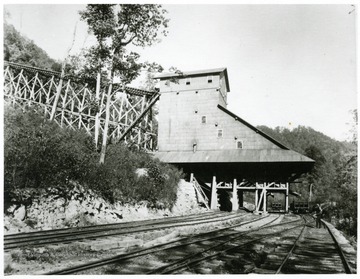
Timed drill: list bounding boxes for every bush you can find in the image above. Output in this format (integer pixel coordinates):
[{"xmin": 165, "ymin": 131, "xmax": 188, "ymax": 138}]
[
  {"xmin": 4, "ymin": 105, "xmax": 97, "ymax": 206},
  {"xmin": 135, "ymin": 159, "xmax": 183, "ymax": 209},
  {"xmin": 86, "ymin": 144, "xmax": 183, "ymax": 209},
  {"xmin": 4, "ymin": 105, "xmax": 182, "ymax": 210}
]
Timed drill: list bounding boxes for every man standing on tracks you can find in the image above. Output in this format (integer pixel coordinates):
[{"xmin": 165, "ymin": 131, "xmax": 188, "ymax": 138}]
[{"xmin": 315, "ymin": 204, "xmax": 323, "ymax": 228}]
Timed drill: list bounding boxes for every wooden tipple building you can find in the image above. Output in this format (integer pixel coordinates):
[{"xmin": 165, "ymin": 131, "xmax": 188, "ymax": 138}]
[{"xmin": 154, "ymin": 68, "xmax": 314, "ymax": 213}]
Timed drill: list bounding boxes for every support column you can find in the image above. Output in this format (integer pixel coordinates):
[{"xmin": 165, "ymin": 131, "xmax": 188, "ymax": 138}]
[
  {"xmin": 232, "ymin": 178, "xmax": 239, "ymax": 211},
  {"xmin": 263, "ymin": 183, "xmax": 267, "ymax": 214},
  {"xmin": 190, "ymin": 173, "xmax": 194, "ymax": 183},
  {"xmin": 254, "ymin": 183, "xmax": 259, "ymax": 213},
  {"xmin": 210, "ymin": 176, "xmax": 218, "ymax": 210},
  {"xmin": 285, "ymin": 182, "xmax": 289, "ymax": 213}
]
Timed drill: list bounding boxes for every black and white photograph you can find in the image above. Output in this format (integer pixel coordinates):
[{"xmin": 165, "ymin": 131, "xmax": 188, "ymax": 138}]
[{"xmin": 2, "ymin": 1, "xmax": 358, "ymax": 276}]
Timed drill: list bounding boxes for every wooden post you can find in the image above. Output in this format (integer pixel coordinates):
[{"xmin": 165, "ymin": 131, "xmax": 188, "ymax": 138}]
[
  {"xmin": 50, "ymin": 73, "xmax": 64, "ymax": 121},
  {"xmin": 94, "ymin": 72, "xmax": 101, "ymax": 148},
  {"xmin": 285, "ymin": 182, "xmax": 289, "ymax": 213},
  {"xmin": 61, "ymin": 80, "xmax": 71, "ymax": 127},
  {"xmin": 309, "ymin": 183, "xmax": 313, "ymax": 202},
  {"xmin": 14, "ymin": 69, "xmax": 24, "ymax": 97},
  {"xmin": 210, "ymin": 176, "xmax": 218, "ymax": 210},
  {"xmin": 263, "ymin": 183, "xmax": 267, "ymax": 214},
  {"xmin": 254, "ymin": 183, "xmax": 259, "ymax": 213},
  {"xmin": 232, "ymin": 178, "xmax": 239, "ymax": 211},
  {"xmin": 190, "ymin": 173, "xmax": 194, "ymax": 183},
  {"xmin": 30, "ymin": 72, "xmax": 38, "ymax": 101}
]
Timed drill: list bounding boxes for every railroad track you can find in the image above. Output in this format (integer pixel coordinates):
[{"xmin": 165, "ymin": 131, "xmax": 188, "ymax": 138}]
[
  {"xmin": 272, "ymin": 216, "xmax": 354, "ymax": 274},
  {"xmin": 46, "ymin": 214, "xmax": 283, "ymax": 274},
  {"xmin": 4, "ymin": 211, "xmax": 250, "ymax": 250},
  {"xmin": 45, "ymin": 214, "xmax": 355, "ymax": 275}
]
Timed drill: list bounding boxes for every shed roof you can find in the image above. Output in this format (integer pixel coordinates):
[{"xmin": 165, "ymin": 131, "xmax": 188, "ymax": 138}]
[
  {"xmin": 154, "ymin": 149, "xmax": 314, "ymax": 164},
  {"xmin": 154, "ymin": 68, "xmax": 230, "ymax": 92}
]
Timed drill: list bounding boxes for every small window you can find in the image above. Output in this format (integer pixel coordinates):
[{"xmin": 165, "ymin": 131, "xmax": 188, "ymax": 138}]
[
  {"xmin": 207, "ymin": 76, "xmax": 213, "ymax": 83},
  {"xmin": 237, "ymin": 141, "xmax": 243, "ymax": 149},
  {"xmin": 201, "ymin": 116, "xmax": 207, "ymax": 124},
  {"xmin": 186, "ymin": 78, "xmax": 191, "ymax": 85},
  {"xmin": 217, "ymin": 129, "xmax": 223, "ymax": 138}
]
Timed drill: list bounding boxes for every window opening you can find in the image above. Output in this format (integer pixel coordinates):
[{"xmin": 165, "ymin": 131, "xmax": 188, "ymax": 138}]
[
  {"xmin": 193, "ymin": 141, "xmax": 197, "ymax": 153},
  {"xmin": 237, "ymin": 141, "xmax": 243, "ymax": 149},
  {"xmin": 207, "ymin": 76, "xmax": 213, "ymax": 83},
  {"xmin": 217, "ymin": 129, "xmax": 223, "ymax": 138},
  {"xmin": 186, "ymin": 78, "xmax": 191, "ymax": 85},
  {"xmin": 201, "ymin": 116, "xmax": 207, "ymax": 124}
]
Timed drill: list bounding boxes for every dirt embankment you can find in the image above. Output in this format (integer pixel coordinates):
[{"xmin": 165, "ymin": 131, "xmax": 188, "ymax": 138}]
[{"xmin": 4, "ymin": 179, "xmax": 206, "ymax": 234}]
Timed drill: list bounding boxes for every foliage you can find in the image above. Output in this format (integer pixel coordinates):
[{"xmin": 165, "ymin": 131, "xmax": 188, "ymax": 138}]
[
  {"xmin": 79, "ymin": 4, "xmax": 169, "ymax": 85},
  {"xmin": 335, "ymin": 153, "xmax": 357, "ymax": 236},
  {"xmin": 86, "ymin": 144, "xmax": 182, "ymax": 208},
  {"xmin": 4, "ymin": 106, "xmax": 182, "ymax": 210},
  {"xmin": 334, "ymin": 109, "xmax": 357, "ymax": 235},
  {"xmin": 348, "ymin": 109, "xmax": 357, "ymax": 144},
  {"xmin": 3, "ymin": 23, "xmax": 61, "ymax": 71},
  {"xmin": 79, "ymin": 4, "xmax": 169, "ymax": 163},
  {"xmin": 257, "ymin": 124, "xmax": 357, "ymax": 237},
  {"xmin": 138, "ymin": 160, "xmax": 183, "ymax": 209},
  {"xmin": 4, "ymin": 105, "xmax": 97, "ymax": 209},
  {"xmin": 11, "ymin": 248, "xmax": 56, "ymax": 264},
  {"xmin": 64, "ymin": 48, "xmax": 110, "ymax": 91},
  {"xmin": 257, "ymin": 125, "xmax": 347, "ymax": 200},
  {"xmin": 4, "ymin": 264, "xmax": 15, "ymax": 274}
]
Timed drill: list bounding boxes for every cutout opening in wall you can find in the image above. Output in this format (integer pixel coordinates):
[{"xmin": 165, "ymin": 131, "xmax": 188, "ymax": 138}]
[
  {"xmin": 217, "ymin": 129, "xmax": 223, "ymax": 138},
  {"xmin": 201, "ymin": 115, "xmax": 207, "ymax": 124},
  {"xmin": 236, "ymin": 140, "xmax": 243, "ymax": 149},
  {"xmin": 186, "ymin": 78, "xmax": 191, "ymax": 85},
  {"xmin": 207, "ymin": 75, "xmax": 213, "ymax": 83}
]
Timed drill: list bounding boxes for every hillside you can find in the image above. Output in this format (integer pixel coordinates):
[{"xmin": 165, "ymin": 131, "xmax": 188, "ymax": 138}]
[
  {"xmin": 4, "ymin": 105, "xmax": 206, "ymax": 233},
  {"xmin": 257, "ymin": 125, "xmax": 357, "ymax": 237},
  {"xmin": 4, "ymin": 23, "xmax": 61, "ymax": 71}
]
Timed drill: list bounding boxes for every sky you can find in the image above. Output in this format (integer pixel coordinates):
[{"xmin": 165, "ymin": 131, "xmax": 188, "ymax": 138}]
[{"xmin": 3, "ymin": 2, "xmax": 358, "ymax": 141}]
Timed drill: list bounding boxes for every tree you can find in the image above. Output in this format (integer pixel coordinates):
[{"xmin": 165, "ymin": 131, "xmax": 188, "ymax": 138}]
[
  {"xmin": 335, "ymin": 109, "xmax": 357, "ymax": 236},
  {"xmin": 79, "ymin": 4, "xmax": 169, "ymax": 163},
  {"xmin": 4, "ymin": 23, "xmax": 61, "ymax": 71}
]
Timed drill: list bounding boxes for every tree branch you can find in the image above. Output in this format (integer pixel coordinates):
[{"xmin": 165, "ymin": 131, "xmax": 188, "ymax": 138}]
[{"xmin": 121, "ymin": 33, "xmax": 137, "ymax": 46}]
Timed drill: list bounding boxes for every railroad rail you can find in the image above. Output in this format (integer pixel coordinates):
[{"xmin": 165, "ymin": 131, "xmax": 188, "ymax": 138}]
[
  {"xmin": 46, "ymin": 213, "xmax": 279, "ymax": 275},
  {"xmin": 44, "ymin": 214, "xmax": 355, "ymax": 275},
  {"xmin": 4, "ymin": 211, "xmax": 249, "ymax": 250},
  {"xmin": 269, "ymin": 216, "xmax": 355, "ymax": 274}
]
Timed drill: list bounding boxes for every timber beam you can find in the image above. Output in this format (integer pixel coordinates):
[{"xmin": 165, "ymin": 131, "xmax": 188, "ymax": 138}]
[{"xmin": 206, "ymin": 177, "xmax": 291, "ymax": 213}]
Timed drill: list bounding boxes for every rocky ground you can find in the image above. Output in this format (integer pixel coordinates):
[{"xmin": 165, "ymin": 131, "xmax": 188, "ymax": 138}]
[
  {"xmin": 3, "ymin": 179, "xmax": 357, "ymax": 275},
  {"xmin": 3, "ymin": 210, "xmax": 265, "ymax": 275},
  {"xmin": 4, "ymin": 179, "xmax": 206, "ymax": 235},
  {"xmin": 3, "ymin": 178, "xmax": 210, "ymax": 275}
]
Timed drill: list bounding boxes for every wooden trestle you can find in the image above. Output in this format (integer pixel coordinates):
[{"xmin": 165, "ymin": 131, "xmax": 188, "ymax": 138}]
[
  {"xmin": 191, "ymin": 174, "xmax": 290, "ymax": 214},
  {"xmin": 3, "ymin": 61, "xmax": 159, "ymax": 151}
]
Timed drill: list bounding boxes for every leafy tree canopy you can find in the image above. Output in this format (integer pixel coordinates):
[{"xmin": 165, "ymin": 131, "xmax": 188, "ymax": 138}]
[
  {"xmin": 3, "ymin": 23, "xmax": 61, "ymax": 71},
  {"xmin": 79, "ymin": 4, "xmax": 169, "ymax": 85},
  {"xmin": 257, "ymin": 124, "xmax": 357, "ymax": 236}
]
